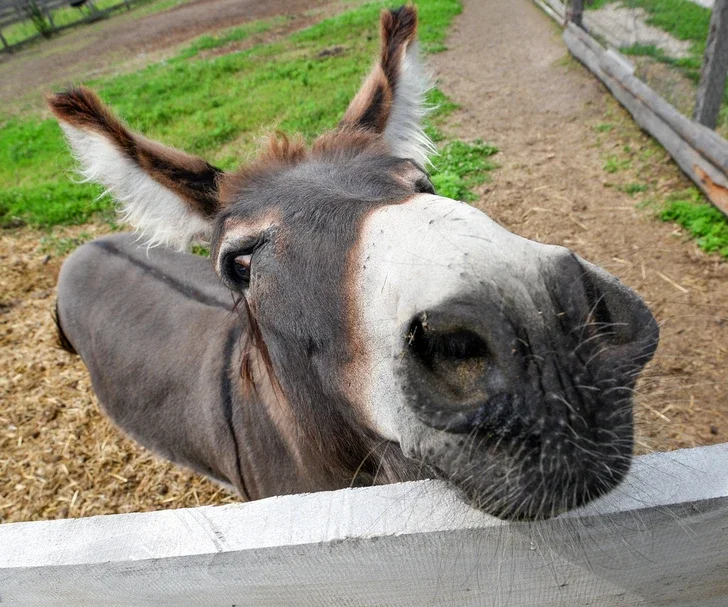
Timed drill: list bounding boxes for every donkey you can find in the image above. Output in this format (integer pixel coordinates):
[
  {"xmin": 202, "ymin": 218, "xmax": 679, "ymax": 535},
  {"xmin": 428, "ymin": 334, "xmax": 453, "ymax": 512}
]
[{"xmin": 49, "ymin": 6, "xmax": 658, "ymax": 521}]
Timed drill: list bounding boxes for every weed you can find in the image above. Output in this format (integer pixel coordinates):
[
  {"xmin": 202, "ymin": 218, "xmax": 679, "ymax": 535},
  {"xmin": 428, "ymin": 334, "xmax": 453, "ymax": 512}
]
[
  {"xmin": 623, "ymin": 182, "xmax": 648, "ymax": 195},
  {"xmin": 594, "ymin": 122, "xmax": 614, "ymax": 132},
  {"xmin": 603, "ymin": 155, "xmax": 631, "ymax": 173},
  {"xmin": 431, "ymin": 140, "xmax": 498, "ymax": 202},
  {"xmin": 659, "ymin": 189, "xmax": 728, "ymax": 257}
]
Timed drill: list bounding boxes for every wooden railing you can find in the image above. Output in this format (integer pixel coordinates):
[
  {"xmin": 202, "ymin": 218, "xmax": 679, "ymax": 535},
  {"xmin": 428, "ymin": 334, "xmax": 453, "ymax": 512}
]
[
  {"xmin": 0, "ymin": 443, "xmax": 726, "ymax": 605},
  {"xmin": 534, "ymin": 0, "xmax": 728, "ymax": 218},
  {"xmin": 0, "ymin": 0, "xmax": 135, "ymax": 53}
]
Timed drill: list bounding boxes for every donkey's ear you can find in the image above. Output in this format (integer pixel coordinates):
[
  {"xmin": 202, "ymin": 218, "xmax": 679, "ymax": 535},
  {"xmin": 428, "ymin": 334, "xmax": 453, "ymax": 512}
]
[
  {"xmin": 341, "ymin": 5, "xmax": 434, "ymax": 166},
  {"xmin": 48, "ymin": 87, "xmax": 223, "ymax": 250}
]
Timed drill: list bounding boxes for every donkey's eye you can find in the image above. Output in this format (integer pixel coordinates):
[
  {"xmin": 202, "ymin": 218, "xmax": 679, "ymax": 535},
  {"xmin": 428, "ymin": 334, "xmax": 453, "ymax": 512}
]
[
  {"xmin": 222, "ymin": 244, "xmax": 258, "ymax": 288},
  {"xmin": 233, "ymin": 254, "xmax": 252, "ymax": 283}
]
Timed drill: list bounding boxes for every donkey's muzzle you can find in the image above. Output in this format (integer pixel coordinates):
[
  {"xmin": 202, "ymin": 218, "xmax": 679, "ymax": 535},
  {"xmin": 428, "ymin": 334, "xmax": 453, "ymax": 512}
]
[
  {"xmin": 398, "ymin": 257, "xmax": 659, "ymax": 520},
  {"xmin": 399, "ymin": 251, "xmax": 659, "ymax": 440}
]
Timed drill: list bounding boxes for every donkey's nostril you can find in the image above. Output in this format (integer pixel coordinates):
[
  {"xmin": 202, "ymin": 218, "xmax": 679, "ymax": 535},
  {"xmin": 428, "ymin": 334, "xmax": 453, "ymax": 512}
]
[
  {"xmin": 581, "ymin": 271, "xmax": 613, "ymax": 332},
  {"xmin": 406, "ymin": 315, "xmax": 490, "ymax": 392},
  {"xmin": 401, "ymin": 313, "xmax": 505, "ymax": 433}
]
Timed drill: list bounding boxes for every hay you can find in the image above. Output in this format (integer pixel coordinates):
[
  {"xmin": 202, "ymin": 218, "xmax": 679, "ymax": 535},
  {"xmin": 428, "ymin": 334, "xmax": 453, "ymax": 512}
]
[{"xmin": 0, "ymin": 225, "xmax": 235, "ymax": 524}]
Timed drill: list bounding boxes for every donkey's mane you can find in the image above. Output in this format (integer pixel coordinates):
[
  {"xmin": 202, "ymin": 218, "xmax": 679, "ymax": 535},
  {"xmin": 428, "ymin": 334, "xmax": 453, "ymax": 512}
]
[{"xmin": 219, "ymin": 128, "xmax": 389, "ymax": 205}]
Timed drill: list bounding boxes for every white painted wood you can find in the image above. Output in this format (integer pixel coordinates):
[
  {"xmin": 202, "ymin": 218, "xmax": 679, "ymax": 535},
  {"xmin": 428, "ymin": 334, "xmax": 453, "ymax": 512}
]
[{"xmin": 0, "ymin": 443, "xmax": 727, "ymax": 606}]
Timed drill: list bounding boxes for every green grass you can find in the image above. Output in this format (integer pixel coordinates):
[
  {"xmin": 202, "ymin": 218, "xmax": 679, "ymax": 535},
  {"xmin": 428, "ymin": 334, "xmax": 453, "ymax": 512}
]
[
  {"xmin": 38, "ymin": 231, "xmax": 96, "ymax": 256},
  {"xmin": 659, "ymin": 189, "xmax": 728, "ymax": 256},
  {"xmin": 133, "ymin": 0, "xmax": 197, "ymax": 17},
  {"xmin": 3, "ymin": 0, "xmax": 128, "ymax": 47},
  {"xmin": 431, "ymin": 140, "xmax": 498, "ymax": 202},
  {"xmin": 603, "ymin": 155, "xmax": 631, "ymax": 173},
  {"xmin": 175, "ymin": 15, "xmax": 289, "ymax": 60},
  {"xmin": 622, "ymin": 182, "xmax": 649, "ymax": 195},
  {"xmin": 620, "ymin": 43, "xmax": 701, "ymax": 77},
  {"xmin": 586, "ymin": 0, "xmax": 711, "ymax": 73},
  {"xmin": 424, "ymin": 87, "xmax": 459, "ymax": 142},
  {"xmin": 1, "ymin": 0, "xmax": 468, "ymax": 229},
  {"xmin": 586, "ymin": 1, "xmax": 727, "ymax": 254},
  {"xmin": 586, "ymin": 0, "xmax": 711, "ymax": 44}
]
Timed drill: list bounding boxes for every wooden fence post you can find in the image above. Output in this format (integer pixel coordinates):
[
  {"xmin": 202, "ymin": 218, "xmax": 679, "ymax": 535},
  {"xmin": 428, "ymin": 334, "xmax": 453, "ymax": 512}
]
[
  {"xmin": 571, "ymin": 0, "xmax": 584, "ymax": 28},
  {"xmin": 0, "ymin": 29, "xmax": 9, "ymax": 53},
  {"xmin": 694, "ymin": 0, "xmax": 728, "ymax": 129},
  {"xmin": 44, "ymin": 5, "xmax": 56, "ymax": 29}
]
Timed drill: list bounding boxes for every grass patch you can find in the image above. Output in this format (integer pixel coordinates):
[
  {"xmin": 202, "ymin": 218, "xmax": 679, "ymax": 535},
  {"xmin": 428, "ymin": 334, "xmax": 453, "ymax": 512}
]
[
  {"xmin": 623, "ymin": 182, "xmax": 648, "ymax": 195},
  {"xmin": 134, "ymin": 0, "xmax": 197, "ymax": 18},
  {"xmin": 175, "ymin": 15, "xmax": 289, "ymax": 60},
  {"xmin": 0, "ymin": 0, "xmax": 463, "ymax": 229},
  {"xmin": 2, "ymin": 0, "xmax": 198, "ymax": 48},
  {"xmin": 587, "ymin": 1, "xmax": 727, "ymax": 252},
  {"xmin": 659, "ymin": 190, "xmax": 728, "ymax": 257},
  {"xmin": 431, "ymin": 140, "xmax": 498, "ymax": 202},
  {"xmin": 586, "ymin": 0, "xmax": 711, "ymax": 44},
  {"xmin": 587, "ymin": 0, "xmax": 726, "ymax": 131},
  {"xmin": 2, "ymin": 0, "xmax": 119, "ymax": 47},
  {"xmin": 618, "ymin": 0, "xmax": 709, "ymax": 45},
  {"xmin": 594, "ymin": 122, "xmax": 614, "ymax": 132},
  {"xmin": 620, "ymin": 43, "xmax": 701, "ymax": 77},
  {"xmin": 603, "ymin": 155, "xmax": 631, "ymax": 173},
  {"xmin": 424, "ymin": 87, "xmax": 459, "ymax": 142}
]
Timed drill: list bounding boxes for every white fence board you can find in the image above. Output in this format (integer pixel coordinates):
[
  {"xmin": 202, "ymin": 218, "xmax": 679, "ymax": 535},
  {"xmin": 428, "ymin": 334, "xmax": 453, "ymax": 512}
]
[{"xmin": 0, "ymin": 443, "xmax": 727, "ymax": 606}]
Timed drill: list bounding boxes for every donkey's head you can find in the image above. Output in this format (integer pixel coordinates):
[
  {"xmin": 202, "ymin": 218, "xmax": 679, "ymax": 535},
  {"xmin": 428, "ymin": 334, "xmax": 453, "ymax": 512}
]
[{"xmin": 49, "ymin": 6, "xmax": 658, "ymax": 520}]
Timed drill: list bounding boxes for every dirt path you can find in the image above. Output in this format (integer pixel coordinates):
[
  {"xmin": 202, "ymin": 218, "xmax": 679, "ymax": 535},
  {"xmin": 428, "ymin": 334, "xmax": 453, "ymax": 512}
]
[
  {"xmin": 0, "ymin": 0, "xmax": 328, "ymax": 114},
  {"xmin": 430, "ymin": 0, "xmax": 728, "ymax": 453}
]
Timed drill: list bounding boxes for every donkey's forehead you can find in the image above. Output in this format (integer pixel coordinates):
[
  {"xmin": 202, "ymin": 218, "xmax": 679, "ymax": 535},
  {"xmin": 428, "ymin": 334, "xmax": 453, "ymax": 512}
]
[{"xmin": 220, "ymin": 153, "xmax": 423, "ymax": 221}]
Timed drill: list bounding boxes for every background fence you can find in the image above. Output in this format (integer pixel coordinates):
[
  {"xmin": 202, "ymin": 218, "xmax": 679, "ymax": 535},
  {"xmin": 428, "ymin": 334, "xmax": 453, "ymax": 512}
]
[
  {"xmin": 535, "ymin": 0, "xmax": 728, "ymax": 218},
  {"xmin": 0, "ymin": 442, "xmax": 726, "ymax": 605},
  {"xmin": 0, "ymin": 0, "xmax": 137, "ymax": 52}
]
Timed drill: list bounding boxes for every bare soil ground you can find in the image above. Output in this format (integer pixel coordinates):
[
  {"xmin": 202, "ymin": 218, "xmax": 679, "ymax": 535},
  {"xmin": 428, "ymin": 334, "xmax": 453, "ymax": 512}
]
[
  {"xmin": 430, "ymin": 0, "xmax": 727, "ymax": 453},
  {"xmin": 1, "ymin": 0, "xmax": 727, "ymax": 523}
]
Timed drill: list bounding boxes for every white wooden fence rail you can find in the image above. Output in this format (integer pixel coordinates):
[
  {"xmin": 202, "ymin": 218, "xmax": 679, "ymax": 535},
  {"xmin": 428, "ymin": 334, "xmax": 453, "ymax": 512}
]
[{"xmin": 0, "ymin": 442, "xmax": 726, "ymax": 605}]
